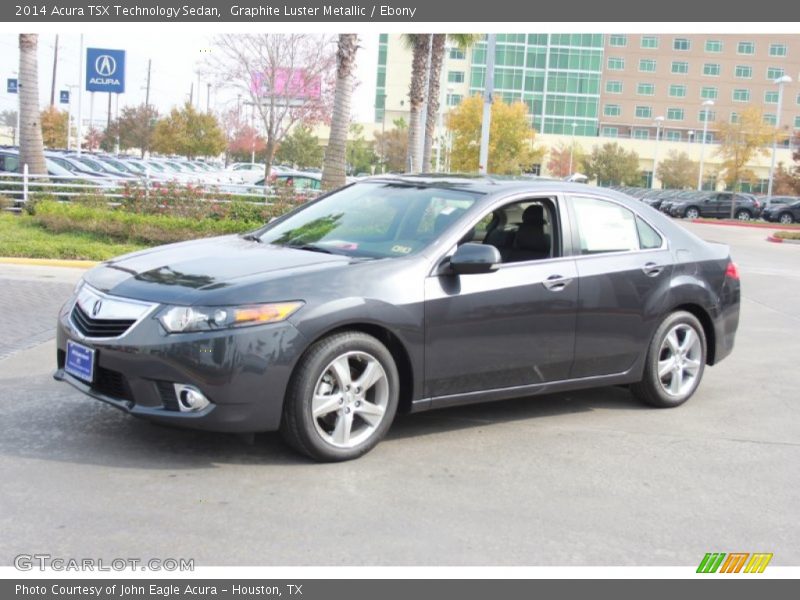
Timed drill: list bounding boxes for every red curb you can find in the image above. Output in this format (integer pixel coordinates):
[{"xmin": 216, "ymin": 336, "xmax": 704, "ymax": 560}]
[
  {"xmin": 766, "ymin": 236, "xmax": 784, "ymax": 243},
  {"xmin": 689, "ymin": 219, "xmax": 799, "ymax": 230}
]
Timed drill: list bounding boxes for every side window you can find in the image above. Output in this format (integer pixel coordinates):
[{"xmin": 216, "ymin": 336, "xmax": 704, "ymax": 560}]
[
  {"xmin": 472, "ymin": 198, "xmax": 559, "ymax": 263},
  {"xmin": 571, "ymin": 196, "xmax": 639, "ymax": 254},
  {"xmin": 636, "ymin": 216, "xmax": 663, "ymax": 249}
]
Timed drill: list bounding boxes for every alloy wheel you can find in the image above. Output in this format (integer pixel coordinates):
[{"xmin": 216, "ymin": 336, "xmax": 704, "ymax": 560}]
[
  {"xmin": 779, "ymin": 213, "xmax": 793, "ymax": 224},
  {"xmin": 657, "ymin": 324, "xmax": 703, "ymax": 397}
]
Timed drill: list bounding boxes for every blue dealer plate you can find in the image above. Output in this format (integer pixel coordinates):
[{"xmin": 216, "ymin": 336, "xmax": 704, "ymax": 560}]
[{"xmin": 65, "ymin": 340, "xmax": 95, "ymax": 383}]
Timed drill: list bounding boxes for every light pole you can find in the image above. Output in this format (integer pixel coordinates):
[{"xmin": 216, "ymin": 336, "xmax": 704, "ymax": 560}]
[
  {"xmin": 767, "ymin": 75, "xmax": 792, "ymax": 198},
  {"xmin": 567, "ymin": 121, "xmax": 578, "ymax": 176},
  {"xmin": 651, "ymin": 116, "xmax": 665, "ymax": 189},
  {"xmin": 697, "ymin": 99, "xmax": 714, "ymax": 190}
]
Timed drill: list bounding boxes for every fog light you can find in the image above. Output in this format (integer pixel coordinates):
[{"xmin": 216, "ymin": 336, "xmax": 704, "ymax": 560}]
[{"xmin": 173, "ymin": 384, "xmax": 211, "ymax": 412}]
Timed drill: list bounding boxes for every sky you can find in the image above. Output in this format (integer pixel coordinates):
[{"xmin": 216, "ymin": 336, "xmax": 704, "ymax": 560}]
[{"xmin": 0, "ymin": 33, "xmax": 379, "ymax": 126}]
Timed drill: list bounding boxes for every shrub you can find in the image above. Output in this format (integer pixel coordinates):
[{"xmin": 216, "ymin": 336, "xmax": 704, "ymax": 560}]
[{"xmin": 774, "ymin": 230, "xmax": 800, "ymax": 240}]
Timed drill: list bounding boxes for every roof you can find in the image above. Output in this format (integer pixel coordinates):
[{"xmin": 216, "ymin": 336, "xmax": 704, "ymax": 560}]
[{"xmin": 360, "ymin": 173, "xmax": 600, "ymax": 196}]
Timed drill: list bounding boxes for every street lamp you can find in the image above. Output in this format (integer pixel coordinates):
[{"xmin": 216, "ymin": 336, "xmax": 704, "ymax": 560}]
[
  {"xmin": 767, "ymin": 75, "xmax": 793, "ymax": 197},
  {"xmin": 568, "ymin": 121, "xmax": 578, "ymax": 176},
  {"xmin": 697, "ymin": 100, "xmax": 714, "ymax": 190},
  {"xmin": 651, "ymin": 116, "xmax": 665, "ymax": 189}
]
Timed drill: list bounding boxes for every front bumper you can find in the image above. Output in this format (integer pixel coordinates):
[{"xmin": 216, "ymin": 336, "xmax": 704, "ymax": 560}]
[{"xmin": 54, "ymin": 295, "xmax": 307, "ymax": 432}]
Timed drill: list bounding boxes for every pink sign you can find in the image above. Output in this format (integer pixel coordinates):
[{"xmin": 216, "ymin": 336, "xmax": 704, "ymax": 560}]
[{"xmin": 250, "ymin": 68, "xmax": 321, "ymax": 99}]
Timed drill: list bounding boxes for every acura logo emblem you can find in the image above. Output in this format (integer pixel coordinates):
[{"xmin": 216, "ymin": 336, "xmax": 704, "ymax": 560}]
[
  {"xmin": 92, "ymin": 299, "xmax": 103, "ymax": 317},
  {"xmin": 95, "ymin": 55, "xmax": 117, "ymax": 77}
]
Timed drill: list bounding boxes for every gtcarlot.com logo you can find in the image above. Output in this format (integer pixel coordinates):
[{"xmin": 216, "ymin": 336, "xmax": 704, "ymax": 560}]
[
  {"xmin": 697, "ymin": 552, "xmax": 773, "ymax": 573},
  {"xmin": 14, "ymin": 554, "xmax": 194, "ymax": 572}
]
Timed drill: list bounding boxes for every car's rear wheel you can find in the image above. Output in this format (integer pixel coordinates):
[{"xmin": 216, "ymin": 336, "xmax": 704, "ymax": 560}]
[
  {"xmin": 280, "ymin": 331, "xmax": 399, "ymax": 462},
  {"xmin": 631, "ymin": 311, "xmax": 706, "ymax": 408},
  {"xmin": 684, "ymin": 207, "xmax": 700, "ymax": 219},
  {"xmin": 778, "ymin": 212, "xmax": 794, "ymax": 224},
  {"xmin": 735, "ymin": 209, "xmax": 752, "ymax": 221}
]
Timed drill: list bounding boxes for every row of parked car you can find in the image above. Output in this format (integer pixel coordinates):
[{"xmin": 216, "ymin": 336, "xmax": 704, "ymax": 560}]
[
  {"xmin": 610, "ymin": 186, "xmax": 800, "ymax": 224},
  {"xmin": 0, "ymin": 147, "xmax": 325, "ymax": 198}
]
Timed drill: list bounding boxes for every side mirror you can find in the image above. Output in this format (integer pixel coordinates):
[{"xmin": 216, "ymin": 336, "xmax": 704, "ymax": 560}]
[{"xmin": 449, "ymin": 243, "xmax": 501, "ymax": 275}]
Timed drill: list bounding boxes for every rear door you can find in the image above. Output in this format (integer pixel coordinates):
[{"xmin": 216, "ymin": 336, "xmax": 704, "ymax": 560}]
[{"xmin": 566, "ymin": 194, "xmax": 673, "ymax": 379}]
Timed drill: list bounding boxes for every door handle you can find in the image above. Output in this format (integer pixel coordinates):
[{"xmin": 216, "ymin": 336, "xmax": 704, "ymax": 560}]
[
  {"xmin": 642, "ymin": 262, "xmax": 664, "ymax": 277},
  {"xmin": 542, "ymin": 274, "xmax": 573, "ymax": 292}
]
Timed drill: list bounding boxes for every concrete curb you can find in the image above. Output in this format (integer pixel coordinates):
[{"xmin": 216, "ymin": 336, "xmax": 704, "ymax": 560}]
[
  {"xmin": 767, "ymin": 235, "xmax": 800, "ymax": 245},
  {"xmin": 0, "ymin": 257, "xmax": 99, "ymax": 269},
  {"xmin": 689, "ymin": 219, "xmax": 799, "ymax": 231}
]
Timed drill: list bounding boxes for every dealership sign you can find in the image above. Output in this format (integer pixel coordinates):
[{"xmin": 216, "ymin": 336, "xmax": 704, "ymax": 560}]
[
  {"xmin": 86, "ymin": 47, "xmax": 125, "ymax": 93},
  {"xmin": 7, "ymin": 78, "xmax": 18, "ymax": 94},
  {"xmin": 60, "ymin": 90, "xmax": 70, "ymax": 104}
]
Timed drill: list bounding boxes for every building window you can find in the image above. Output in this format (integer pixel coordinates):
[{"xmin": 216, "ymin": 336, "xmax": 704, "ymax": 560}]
[
  {"xmin": 607, "ymin": 57, "xmax": 625, "ymax": 70},
  {"xmin": 446, "ymin": 93, "xmax": 463, "ymax": 107},
  {"xmin": 637, "ymin": 82, "xmax": 655, "ymax": 96},
  {"xmin": 447, "ymin": 71, "xmax": 465, "ymax": 83},
  {"xmin": 667, "ymin": 108, "xmax": 685, "ymax": 121},
  {"xmin": 765, "ymin": 91, "xmax": 779, "ymax": 104},
  {"xmin": 602, "ymin": 126, "xmax": 619, "ymax": 137},
  {"xmin": 605, "ymin": 80, "xmax": 623, "ymax": 94},
  {"xmin": 797, "ymin": 93, "xmax": 800, "ymax": 105},
  {"xmin": 763, "ymin": 113, "xmax": 777, "ymax": 126},
  {"xmin": 769, "ymin": 43, "xmax": 788, "ymax": 57},
  {"xmin": 699, "ymin": 109, "xmax": 716, "ymax": 123},
  {"xmin": 448, "ymin": 47, "xmax": 465, "ymax": 60},
  {"xmin": 732, "ymin": 88, "xmax": 751, "ymax": 102},
  {"xmin": 603, "ymin": 104, "xmax": 621, "ymax": 117},
  {"xmin": 639, "ymin": 58, "xmax": 657, "ymax": 72},
  {"xmin": 794, "ymin": 116, "xmax": 800, "ymax": 129},
  {"xmin": 673, "ymin": 38, "xmax": 691, "ymax": 51},
  {"xmin": 633, "ymin": 129, "xmax": 650, "ymax": 139},
  {"xmin": 665, "ymin": 130, "xmax": 682, "ymax": 141},
  {"xmin": 671, "ymin": 61, "xmax": 689, "ymax": 74},
  {"xmin": 640, "ymin": 36, "xmax": 658, "ymax": 49},
  {"xmin": 669, "ymin": 84, "xmax": 687, "ymax": 98},
  {"xmin": 705, "ymin": 40, "xmax": 723, "ymax": 53},
  {"xmin": 703, "ymin": 63, "xmax": 721, "ymax": 77},
  {"xmin": 737, "ymin": 41, "xmax": 755, "ymax": 55},
  {"xmin": 701, "ymin": 86, "xmax": 718, "ymax": 100},
  {"xmin": 610, "ymin": 34, "xmax": 627, "ymax": 47},
  {"xmin": 635, "ymin": 105, "xmax": 653, "ymax": 119},
  {"xmin": 735, "ymin": 65, "xmax": 752, "ymax": 79},
  {"xmin": 767, "ymin": 67, "xmax": 785, "ymax": 80},
  {"xmin": 730, "ymin": 112, "xmax": 739, "ymax": 123}
]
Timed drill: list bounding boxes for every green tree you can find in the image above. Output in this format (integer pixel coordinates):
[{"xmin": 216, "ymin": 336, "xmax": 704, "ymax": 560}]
[
  {"xmin": 581, "ymin": 142, "xmax": 642, "ymax": 186},
  {"xmin": 346, "ymin": 123, "xmax": 377, "ymax": 175},
  {"xmin": 373, "ymin": 118, "xmax": 409, "ymax": 173},
  {"xmin": 446, "ymin": 94, "xmax": 541, "ymax": 175},
  {"xmin": 656, "ymin": 150, "xmax": 699, "ymax": 189},
  {"xmin": 322, "ymin": 33, "xmax": 358, "ymax": 189},
  {"xmin": 152, "ymin": 102, "xmax": 226, "ymax": 159},
  {"xmin": 40, "ymin": 106, "xmax": 68, "ymax": 149},
  {"xmin": 112, "ymin": 104, "xmax": 159, "ymax": 157},
  {"xmin": 276, "ymin": 123, "xmax": 324, "ymax": 169},
  {"xmin": 715, "ymin": 107, "xmax": 776, "ymax": 192}
]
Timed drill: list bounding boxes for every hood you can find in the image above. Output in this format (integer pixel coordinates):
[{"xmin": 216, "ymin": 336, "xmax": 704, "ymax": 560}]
[{"xmin": 83, "ymin": 235, "xmax": 353, "ymax": 305}]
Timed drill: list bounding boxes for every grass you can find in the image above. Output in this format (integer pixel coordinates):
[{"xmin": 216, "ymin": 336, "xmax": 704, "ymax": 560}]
[
  {"xmin": 0, "ymin": 213, "xmax": 146, "ymax": 260},
  {"xmin": 773, "ymin": 230, "xmax": 800, "ymax": 240}
]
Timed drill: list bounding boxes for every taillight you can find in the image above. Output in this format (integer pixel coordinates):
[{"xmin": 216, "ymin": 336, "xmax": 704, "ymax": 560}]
[{"xmin": 725, "ymin": 261, "xmax": 740, "ymax": 280}]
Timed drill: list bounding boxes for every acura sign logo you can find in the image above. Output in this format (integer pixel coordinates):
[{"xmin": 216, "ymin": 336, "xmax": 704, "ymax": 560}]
[
  {"xmin": 95, "ymin": 55, "xmax": 117, "ymax": 77},
  {"xmin": 92, "ymin": 300, "xmax": 103, "ymax": 317}
]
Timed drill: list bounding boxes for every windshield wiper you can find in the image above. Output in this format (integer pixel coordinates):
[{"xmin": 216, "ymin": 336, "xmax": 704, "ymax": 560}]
[
  {"xmin": 241, "ymin": 233, "xmax": 263, "ymax": 243},
  {"xmin": 286, "ymin": 243, "xmax": 337, "ymax": 255}
]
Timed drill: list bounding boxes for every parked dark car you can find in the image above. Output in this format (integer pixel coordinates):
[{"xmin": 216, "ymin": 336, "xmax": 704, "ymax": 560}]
[
  {"xmin": 669, "ymin": 192, "xmax": 760, "ymax": 221},
  {"xmin": 759, "ymin": 196, "xmax": 798, "ymax": 218},
  {"xmin": 54, "ymin": 177, "xmax": 741, "ymax": 461},
  {"xmin": 761, "ymin": 198, "xmax": 800, "ymax": 224}
]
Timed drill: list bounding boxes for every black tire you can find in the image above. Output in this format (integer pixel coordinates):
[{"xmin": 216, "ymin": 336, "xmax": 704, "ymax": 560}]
[
  {"xmin": 778, "ymin": 212, "xmax": 794, "ymax": 224},
  {"xmin": 280, "ymin": 331, "xmax": 399, "ymax": 462},
  {"xmin": 631, "ymin": 311, "xmax": 707, "ymax": 408},
  {"xmin": 684, "ymin": 207, "xmax": 700, "ymax": 219},
  {"xmin": 735, "ymin": 209, "xmax": 751, "ymax": 221}
]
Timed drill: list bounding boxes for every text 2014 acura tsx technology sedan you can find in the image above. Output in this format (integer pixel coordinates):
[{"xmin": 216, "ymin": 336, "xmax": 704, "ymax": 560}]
[{"xmin": 54, "ymin": 177, "xmax": 740, "ymax": 461}]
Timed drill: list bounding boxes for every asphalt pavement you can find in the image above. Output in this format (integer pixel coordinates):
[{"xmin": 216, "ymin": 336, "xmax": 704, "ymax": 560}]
[{"xmin": 0, "ymin": 222, "xmax": 797, "ymax": 566}]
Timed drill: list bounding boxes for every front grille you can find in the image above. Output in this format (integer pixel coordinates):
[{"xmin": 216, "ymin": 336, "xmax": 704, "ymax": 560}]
[
  {"xmin": 155, "ymin": 380, "xmax": 180, "ymax": 411},
  {"xmin": 71, "ymin": 303, "xmax": 135, "ymax": 338},
  {"xmin": 92, "ymin": 366, "xmax": 133, "ymax": 402}
]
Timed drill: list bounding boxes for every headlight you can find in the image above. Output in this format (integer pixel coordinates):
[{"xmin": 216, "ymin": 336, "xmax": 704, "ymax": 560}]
[{"xmin": 158, "ymin": 301, "xmax": 304, "ymax": 333}]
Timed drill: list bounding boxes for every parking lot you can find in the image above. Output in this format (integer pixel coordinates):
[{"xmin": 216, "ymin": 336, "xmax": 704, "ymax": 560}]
[{"xmin": 0, "ymin": 220, "xmax": 798, "ymax": 566}]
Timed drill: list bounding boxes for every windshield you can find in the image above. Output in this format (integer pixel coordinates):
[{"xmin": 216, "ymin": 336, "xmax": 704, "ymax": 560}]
[
  {"xmin": 145, "ymin": 162, "xmax": 166, "ymax": 172},
  {"xmin": 256, "ymin": 182, "xmax": 483, "ymax": 259}
]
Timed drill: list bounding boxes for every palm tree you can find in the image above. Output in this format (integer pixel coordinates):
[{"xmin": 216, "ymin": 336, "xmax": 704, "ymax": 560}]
[
  {"xmin": 403, "ymin": 34, "xmax": 431, "ymax": 173},
  {"xmin": 422, "ymin": 34, "xmax": 482, "ymax": 172},
  {"xmin": 18, "ymin": 34, "xmax": 46, "ymax": 174},
  {"xmin": 322, "ymin": 34, "xmax": 359, "ymax": 190}
]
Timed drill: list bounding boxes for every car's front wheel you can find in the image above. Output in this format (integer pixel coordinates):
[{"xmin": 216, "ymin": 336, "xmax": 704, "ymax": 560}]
[
  {"xmin": 280, "ymin": 331, "xmax": 399, "ymax": 462},
  {"xmin": 684, "ymin": 207, "xmax": 700, "ymax": 219},
  {"xmin": 778, "ymin": 212, "xmax": 794, "ymax": 224},
  {"xmin": 631, "ymin": 311, "xmax": 707, "ymax": 408},
  {"xmin": 735, "ymin": 209, "xmax": 752, "ymax": 221}
]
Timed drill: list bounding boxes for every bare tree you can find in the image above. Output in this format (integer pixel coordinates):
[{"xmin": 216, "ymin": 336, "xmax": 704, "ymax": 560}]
[
  {"xmin": 322, "ymin": 34, "xmax": 358, "ymax": 190},
  {"xmin": 18, "ymin": 34, "xmax": 46, "ymax": 174},
  {"xmin": 207, "ymin": 34, "xmax": 336, "ymax": 179}
]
